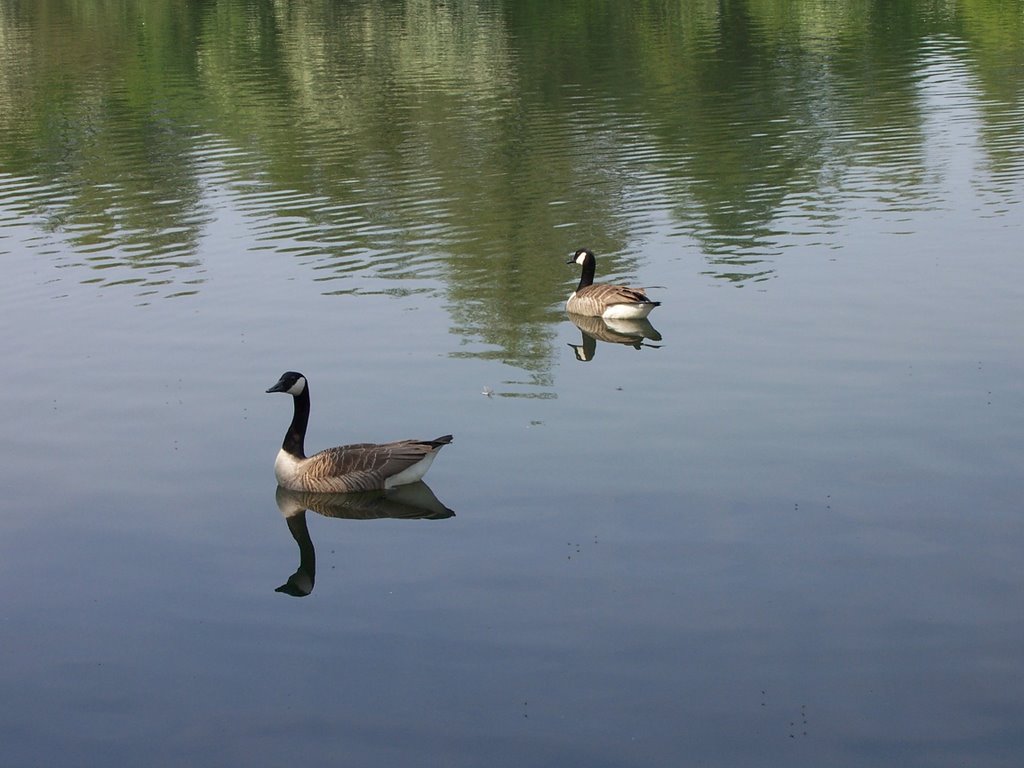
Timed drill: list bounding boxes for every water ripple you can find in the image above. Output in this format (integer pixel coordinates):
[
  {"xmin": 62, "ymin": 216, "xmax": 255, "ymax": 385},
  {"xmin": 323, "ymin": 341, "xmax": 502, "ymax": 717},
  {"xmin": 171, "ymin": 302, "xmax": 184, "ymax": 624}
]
[{"xmin": 4, "ymin": 2, "xmax": 1023, "ymax": 304}]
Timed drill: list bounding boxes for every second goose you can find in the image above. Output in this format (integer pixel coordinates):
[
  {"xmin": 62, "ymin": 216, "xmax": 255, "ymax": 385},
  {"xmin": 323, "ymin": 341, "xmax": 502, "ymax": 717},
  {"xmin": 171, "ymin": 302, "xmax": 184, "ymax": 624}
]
[
  {"xmin": 566, "ymin": 248, "xmax": 660, "ymax": 319},
  {"xmin": 267, "ymin": 371, "xmax": 452, "ymax": 493}
]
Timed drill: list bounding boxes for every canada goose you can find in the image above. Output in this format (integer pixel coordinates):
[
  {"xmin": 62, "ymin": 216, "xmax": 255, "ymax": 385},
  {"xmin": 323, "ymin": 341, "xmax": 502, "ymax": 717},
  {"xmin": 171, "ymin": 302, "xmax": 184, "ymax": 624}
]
[
  {"xmin": 266, "ymin": 371, "xmax": 452, "ymax": 493},
  {"xmin": 566, "ymin": 248, "xmax": 660, "ymax": 319}
]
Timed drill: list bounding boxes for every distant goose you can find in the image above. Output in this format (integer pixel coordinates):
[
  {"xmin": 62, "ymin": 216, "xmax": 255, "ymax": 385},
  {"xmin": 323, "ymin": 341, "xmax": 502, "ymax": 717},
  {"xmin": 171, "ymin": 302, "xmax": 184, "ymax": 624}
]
[
  {"xmin": 566, "ymin": 248, "xmax": 660, "ymax": 319},
  {"xmin": 266, "ymin": 371, "xmax": 452, "ymax": 493}
]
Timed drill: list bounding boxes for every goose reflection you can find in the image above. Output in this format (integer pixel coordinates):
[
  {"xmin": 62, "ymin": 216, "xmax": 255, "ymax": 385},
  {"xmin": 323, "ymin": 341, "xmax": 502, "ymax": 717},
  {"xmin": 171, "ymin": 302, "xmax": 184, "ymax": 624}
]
[
  {"xmin": 274, "ymin": 482, "xmax": 454, "ymax": 597},
  {"xmin": 567, "ymin": 312, "xmax": 663, "ymax": 362}
]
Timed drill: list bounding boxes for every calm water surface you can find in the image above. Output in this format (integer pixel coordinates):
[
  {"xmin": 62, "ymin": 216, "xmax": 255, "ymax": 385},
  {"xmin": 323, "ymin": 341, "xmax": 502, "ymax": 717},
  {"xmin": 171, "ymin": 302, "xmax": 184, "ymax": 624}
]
[{"xmin": 2, "ymin": 1, "xmax": 1023, "ymax": 766}]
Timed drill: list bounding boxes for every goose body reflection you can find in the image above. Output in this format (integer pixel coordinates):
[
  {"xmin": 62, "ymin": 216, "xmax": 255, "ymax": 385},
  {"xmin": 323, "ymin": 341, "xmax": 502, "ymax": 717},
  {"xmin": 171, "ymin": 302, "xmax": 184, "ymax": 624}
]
[
  {"xmin": 267, "ymin": 371, "xmax": 452, "ymax": 493},
  {"xmin": 566, "ymin": 248, "xmax": 660, "ymax": 319},
  {"xmin": 275, "ymin": 483, "xmax": 455, "ymax": 597},
  {"xmin": 568, "ymin": 313, "xmax": 663, "ymax": 361}
]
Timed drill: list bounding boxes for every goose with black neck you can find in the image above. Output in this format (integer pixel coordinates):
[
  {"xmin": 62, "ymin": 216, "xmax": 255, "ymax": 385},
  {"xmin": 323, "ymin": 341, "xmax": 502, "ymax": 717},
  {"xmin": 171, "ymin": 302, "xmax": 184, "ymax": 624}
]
[
  {"xmin": 566, "ymin": 248, "xmax": 661, "ymax": 319},
  {"xmin": 266, "ymin": 371, "xmax": 452, "ymax": 493}
]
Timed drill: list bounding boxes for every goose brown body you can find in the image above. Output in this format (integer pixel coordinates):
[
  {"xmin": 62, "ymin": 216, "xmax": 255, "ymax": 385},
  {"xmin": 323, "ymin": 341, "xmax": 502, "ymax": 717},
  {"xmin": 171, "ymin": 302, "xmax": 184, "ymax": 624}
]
[
  {"xmin": 274, "ymin": 437, "xmax": 453, "ymax": 493},
  {"xmin": 566, "ymin": 248, "xmax": 660, "ymax": 319},
  {"xmin": 267, "ymin": 371, "xmax": 452, "ymax": 493}
]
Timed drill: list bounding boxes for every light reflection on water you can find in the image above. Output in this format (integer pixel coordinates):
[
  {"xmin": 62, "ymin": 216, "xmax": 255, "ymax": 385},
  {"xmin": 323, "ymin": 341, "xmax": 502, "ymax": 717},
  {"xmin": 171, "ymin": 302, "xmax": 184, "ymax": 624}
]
[
  {"xmin": 273, "ymin": 483, "xmax": 455, "ymax": 597},
  {"xmin": 2, "ymin": 1, "xmax": 1018, "ymax": 307},
  {"xmin": 1, "ymin": 1, "xmax": 1024, "ymax": 766}
]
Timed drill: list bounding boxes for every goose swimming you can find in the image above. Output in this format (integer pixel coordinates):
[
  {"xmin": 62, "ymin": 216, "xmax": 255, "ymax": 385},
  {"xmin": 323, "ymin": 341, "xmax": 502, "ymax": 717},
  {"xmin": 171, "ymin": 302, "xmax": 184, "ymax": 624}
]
[
  {"xmin": 566, "ymin": 248, "xmax": 660, "ymax": 319},
  {"xmin": 266, "ymin": 371, "xmax": 452, "ymax": 493}
]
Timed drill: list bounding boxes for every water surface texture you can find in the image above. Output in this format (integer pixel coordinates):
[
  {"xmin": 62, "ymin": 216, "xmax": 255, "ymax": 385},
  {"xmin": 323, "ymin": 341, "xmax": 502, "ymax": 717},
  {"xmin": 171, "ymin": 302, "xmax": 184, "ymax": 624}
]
[{"xmin": 2, "ymin": 2, "xmax": 1023, "ymax": 766}]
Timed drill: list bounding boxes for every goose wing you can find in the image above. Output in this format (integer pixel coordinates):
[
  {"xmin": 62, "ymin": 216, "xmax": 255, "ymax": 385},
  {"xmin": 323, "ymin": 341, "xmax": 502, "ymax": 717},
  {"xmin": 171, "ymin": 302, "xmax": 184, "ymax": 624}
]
[
  {"xmin": 578, "ymin": 283, "xmax": 656, "ymax": 305},
  {"xmin": 569, "ymin": 283, "xmax": 659, "ymax": 317},
  {"xmin": 302, "ymin": 437, "xmax": 451, "ymax": 493}
]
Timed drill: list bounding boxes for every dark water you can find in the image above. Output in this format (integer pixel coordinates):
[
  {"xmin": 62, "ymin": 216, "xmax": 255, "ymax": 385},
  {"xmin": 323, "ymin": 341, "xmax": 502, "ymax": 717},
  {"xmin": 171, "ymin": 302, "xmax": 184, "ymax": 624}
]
[{"xmin": 2, "ymin": 1, "xmax": 1023, "ymax": 766}]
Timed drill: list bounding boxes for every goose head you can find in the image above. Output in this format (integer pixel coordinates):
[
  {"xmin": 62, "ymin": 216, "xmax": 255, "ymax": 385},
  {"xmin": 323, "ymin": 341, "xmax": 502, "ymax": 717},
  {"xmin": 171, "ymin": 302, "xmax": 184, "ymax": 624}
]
[
  {"xmin": 567, "ymin": 248, "xmax": 594, "ymax": 266},
  {"xmin": 267, "ymin": 371, "xmax": 307, "ymax": 396}
]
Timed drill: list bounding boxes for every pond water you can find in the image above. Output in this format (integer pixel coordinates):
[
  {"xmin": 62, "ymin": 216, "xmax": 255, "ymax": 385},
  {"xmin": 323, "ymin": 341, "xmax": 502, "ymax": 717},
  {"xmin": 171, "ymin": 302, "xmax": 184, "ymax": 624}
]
[{"xmin": 2, "ymin": 1, "xmax": 1023, "ymax": 766}]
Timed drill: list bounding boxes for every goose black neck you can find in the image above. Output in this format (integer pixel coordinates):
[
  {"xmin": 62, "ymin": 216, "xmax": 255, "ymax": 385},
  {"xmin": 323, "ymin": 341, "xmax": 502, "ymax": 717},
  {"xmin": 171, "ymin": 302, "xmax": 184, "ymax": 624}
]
[
  {"xmin": 577, "ymin": 256, "xmax": 596, "ymax": 290},
  {"xmin": 283, "ymin": 387, "xmax": 309, "ymax": 458}
]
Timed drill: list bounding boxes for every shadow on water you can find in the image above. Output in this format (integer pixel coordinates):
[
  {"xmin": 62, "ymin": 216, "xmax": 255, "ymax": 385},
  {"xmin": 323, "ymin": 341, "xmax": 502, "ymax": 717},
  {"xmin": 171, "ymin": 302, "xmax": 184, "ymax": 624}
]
[
  {"xmin": 566, "ymin": 313, "xmax": 663, "ymax": 362},
  {"xmin": 273, "ymin": 482, "xmax": 455, "ymax": 597}
]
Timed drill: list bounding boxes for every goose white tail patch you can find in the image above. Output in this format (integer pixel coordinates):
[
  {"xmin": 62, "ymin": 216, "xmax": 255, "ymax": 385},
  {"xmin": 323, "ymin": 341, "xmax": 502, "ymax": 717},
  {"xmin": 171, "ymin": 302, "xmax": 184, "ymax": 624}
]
[
  {"xmin": 384, "ymin": 452, "xmax": 438, "ymax": 488},
  {"xmin": 603, "ymin": 303, "xmax": 656, "ymax": 320}
]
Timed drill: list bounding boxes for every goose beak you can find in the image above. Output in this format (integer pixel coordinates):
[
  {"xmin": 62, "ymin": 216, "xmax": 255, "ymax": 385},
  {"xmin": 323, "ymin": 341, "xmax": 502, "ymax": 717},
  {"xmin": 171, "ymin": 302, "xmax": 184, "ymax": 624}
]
[
  {"xmin": 266, "ymin": 380, "xmax": 288, "ymax": 394},
  {"xmin": 566, "ymin": 254, "xmax": 576, "ymax": 264}
]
